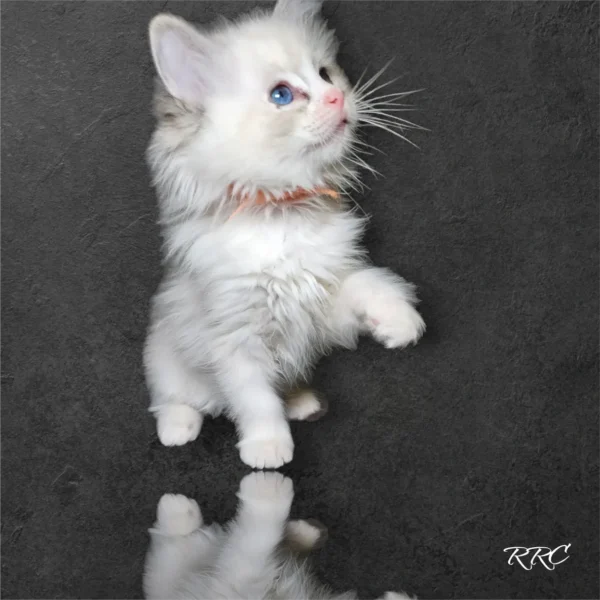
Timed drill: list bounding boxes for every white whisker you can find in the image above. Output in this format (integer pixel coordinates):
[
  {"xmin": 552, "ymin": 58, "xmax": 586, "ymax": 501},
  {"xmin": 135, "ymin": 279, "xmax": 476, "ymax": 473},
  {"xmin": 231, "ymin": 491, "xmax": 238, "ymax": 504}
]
[
  {"xmin": 351, "ymin": 65, "xmax": 426, "ymax": 151},
  {"xmin": 356, "ymin": 76, "xmax": 401, "ymax": 103},
  {"xmin": 350, "ymin": 146, "xmax": 375, "ymax": 157},
  {"xmin": 350, "ymin": 138, "xmax": 387, "ymax": 156},
  {"xmin": 358, "ymin": 120, "xmax": 421, "ymax": 149},
  {"xmin": 356, "ymin": 100, "xmax": 416, "ymax": 109},
  {"xmin": 331, "ymin": 160, "xmax": 365, "ymax": 195},
  {"xmin": 336, "ymin": 172, "xmax": 369, "ymax": 216},
  {"xmin": 359, "ymin": 121, "xmax": 417, "ymax": 137},
  {"xmin": 353, "ymin": 59, "xmax": 394, "ymax": 97},
  {"xmin": 357, "ymin": 112, "xmax": 427, "ymax": 131},
  {"xmin": 347, "ymin": 152, "xmax": 381, "ymax": 178},
  {"xmin": 353, "ymin": 64, "xmax": 370, "ymax": 94},
  {"xmin": 359, "ymin": 89, "xmax": 425, "ymax": 104}
]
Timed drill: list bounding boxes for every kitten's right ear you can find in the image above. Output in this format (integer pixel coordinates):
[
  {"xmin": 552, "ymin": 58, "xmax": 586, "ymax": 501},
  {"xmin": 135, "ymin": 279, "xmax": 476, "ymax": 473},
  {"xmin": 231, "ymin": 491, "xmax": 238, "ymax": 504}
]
[{"xmin": 149, "ymin": 14, "xmax": 213, "ymax": 105}]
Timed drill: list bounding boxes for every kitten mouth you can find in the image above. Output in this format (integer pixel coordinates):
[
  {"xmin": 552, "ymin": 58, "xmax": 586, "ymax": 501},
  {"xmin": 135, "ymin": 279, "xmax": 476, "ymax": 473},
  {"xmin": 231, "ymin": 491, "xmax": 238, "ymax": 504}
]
[
  {"xmin": 336, "ymin": 118, "xmax": 349, "ymax": 133},
  {"xmin": 311, "ymin": 119, "xmax": 348, "ymax": 150}
]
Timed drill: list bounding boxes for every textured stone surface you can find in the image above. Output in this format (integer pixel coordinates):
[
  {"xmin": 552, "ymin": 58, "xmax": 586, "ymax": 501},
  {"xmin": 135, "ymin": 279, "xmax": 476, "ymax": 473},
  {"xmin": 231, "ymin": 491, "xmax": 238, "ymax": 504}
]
[{"xmin": 2, "ymin": 1, "xmax": 598, "ymax": 598}]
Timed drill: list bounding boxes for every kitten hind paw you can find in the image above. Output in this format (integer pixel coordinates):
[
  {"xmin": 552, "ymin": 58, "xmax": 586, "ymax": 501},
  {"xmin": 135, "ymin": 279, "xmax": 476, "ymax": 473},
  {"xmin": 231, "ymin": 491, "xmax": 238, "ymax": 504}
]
[
  {"xmin": 154, "ymin": 404, "xmax": 203, "ymax": 446},
  {"xmin": 155, "ymin": 494, "xmax": 202, "ymax": 536},
  {"xmin": 286, "ymin": 389, "xmax": 328, "ymax": 422},
  {"xmin": 286, "ymin": 518, "xmax": 328, "ymax": 551}
]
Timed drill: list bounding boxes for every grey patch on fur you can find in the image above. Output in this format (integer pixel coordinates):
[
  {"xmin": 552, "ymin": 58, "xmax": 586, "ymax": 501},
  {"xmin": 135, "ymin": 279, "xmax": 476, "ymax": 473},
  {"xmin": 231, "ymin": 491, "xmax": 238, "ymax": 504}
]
[{"xmin": 152, "ymin": 78, "xmax": 204, "ymax": 144}]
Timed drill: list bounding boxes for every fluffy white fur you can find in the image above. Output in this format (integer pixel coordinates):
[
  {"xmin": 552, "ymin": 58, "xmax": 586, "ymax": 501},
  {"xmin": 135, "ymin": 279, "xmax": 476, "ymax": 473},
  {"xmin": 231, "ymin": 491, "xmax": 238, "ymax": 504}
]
[
  {"xmin": 144, "ymin": 472, "xmax": 414, "ymax": 600},
  {"xmin": 144, "ymin": 0, "xmax": 426, "ymax": 468}
]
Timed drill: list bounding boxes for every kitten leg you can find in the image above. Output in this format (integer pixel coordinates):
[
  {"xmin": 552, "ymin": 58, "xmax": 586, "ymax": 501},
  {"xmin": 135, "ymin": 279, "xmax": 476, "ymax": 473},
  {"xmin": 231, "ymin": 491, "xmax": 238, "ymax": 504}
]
[
  {"xmin": 286, "ymin": 518, "xmax": 328, "ymax": 553},
  {"xmin": 332, "ymin": 267, "xmax": 425, "ymax": 349},
  {"xmin": 144, "ymin": 326, "xmax": 220, "ymax": 446},
  {"xmin": 216, "ymin": 351, "xmax": 293, "ymax": 468},
  {"xmin": 217, "ymin": 473, "xmax": 293, "ymax": 594},
  {"xmin": 144, "ymin": 494, "xmax": 219, "ymax": 600},
  {"xmin": 285, "ymin": 388, "xmax": 328, "ymax": 422}
]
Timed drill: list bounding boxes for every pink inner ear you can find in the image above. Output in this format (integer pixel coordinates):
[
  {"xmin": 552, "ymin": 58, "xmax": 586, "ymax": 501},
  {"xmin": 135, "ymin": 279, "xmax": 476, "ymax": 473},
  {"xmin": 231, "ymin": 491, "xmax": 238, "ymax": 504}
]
[{"xmin": 157, "ymin": 29, "xmax": 208, "ymax": 103}]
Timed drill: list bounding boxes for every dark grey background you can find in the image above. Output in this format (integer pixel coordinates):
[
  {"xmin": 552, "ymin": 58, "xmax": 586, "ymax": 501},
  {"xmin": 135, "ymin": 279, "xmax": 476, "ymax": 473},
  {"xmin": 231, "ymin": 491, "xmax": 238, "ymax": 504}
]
[{"xmin": 2, "ymin": 1, "xmax": 598, "ymax": 599}]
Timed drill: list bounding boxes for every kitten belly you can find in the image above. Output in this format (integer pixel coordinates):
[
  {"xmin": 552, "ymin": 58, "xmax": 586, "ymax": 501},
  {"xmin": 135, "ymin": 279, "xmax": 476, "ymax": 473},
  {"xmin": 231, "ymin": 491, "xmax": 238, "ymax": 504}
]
[
  {"xmin": 168, "ymin": 209, "xmax": 365, "ymax": 379},
  {"xmin": 207, "ymin": 210, "xmax": 365, "ymax": 379},
  {"xmin": 252, "ymin": 267, "xmax": 335, "ymax": 379}
]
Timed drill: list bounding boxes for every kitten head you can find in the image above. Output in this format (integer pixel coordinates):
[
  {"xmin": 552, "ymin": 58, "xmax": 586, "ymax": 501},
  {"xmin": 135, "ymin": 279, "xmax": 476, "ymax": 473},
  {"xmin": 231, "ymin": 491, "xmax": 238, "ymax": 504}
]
[{"xmin": 148, "ymin": 0, "xmax": 357, "ymax": 190}]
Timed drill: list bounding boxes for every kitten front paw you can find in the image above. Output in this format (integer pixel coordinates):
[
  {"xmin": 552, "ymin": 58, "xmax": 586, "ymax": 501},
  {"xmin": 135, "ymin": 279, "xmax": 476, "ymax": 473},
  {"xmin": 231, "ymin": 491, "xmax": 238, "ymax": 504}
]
[
  {"xmin": 237, "ymin": 420, "xmax": 294, "ymax": 469},
  {"xmin": 155, "ymin": 494, "xmax": 202, "ymax": 536},
  {"xmin": 368, "ymin": 300, "xmax": 425, "ymax": 349},
  {"xmin": 155, "ymin": 404, "xmax": 203, "ymax": 446},
  {"xmin": 238, "ymin": 471, "xmax": 293, "ymax": 517},
  {"xmin": 238, "ymin": 433, "xmax": 294, "ymax": 469}
]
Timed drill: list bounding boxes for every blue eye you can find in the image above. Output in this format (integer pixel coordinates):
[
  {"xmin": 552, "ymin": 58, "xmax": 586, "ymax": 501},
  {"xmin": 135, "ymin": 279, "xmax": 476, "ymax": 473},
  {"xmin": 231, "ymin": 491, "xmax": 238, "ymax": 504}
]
[{"xmin": 270, "ymin": 84, "xmax": 294, "ymax": 106}]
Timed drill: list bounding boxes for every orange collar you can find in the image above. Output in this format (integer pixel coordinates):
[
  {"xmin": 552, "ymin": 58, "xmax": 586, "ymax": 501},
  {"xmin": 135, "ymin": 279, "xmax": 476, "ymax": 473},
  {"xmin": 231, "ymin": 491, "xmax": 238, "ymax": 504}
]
[{"xmin": 227, "ymin": 184, "xmax": 339, "ymax": 220}]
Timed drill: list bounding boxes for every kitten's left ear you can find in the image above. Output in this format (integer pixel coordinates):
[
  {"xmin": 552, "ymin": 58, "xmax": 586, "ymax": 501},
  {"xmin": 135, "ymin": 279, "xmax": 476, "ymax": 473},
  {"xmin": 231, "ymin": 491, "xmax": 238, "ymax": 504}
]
[
  {"xmin": 149, "ymin": 13, "xmax": 215, "ymax": 105},
  {"xmin": 273, "ymin": 0, "xmax": 323, "ymax": 23}
]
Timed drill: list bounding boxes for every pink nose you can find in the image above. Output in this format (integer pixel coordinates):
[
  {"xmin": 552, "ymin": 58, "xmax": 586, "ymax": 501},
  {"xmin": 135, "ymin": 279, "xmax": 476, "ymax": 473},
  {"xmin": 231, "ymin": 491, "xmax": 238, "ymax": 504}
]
[{"xmin": 323, "ymin": 88, "xmax": 344, "ymax": 110}]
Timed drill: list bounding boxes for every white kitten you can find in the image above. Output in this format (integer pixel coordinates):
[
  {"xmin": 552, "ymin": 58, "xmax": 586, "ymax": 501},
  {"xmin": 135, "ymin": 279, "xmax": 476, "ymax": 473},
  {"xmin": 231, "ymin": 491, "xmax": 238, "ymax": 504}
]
[
  {"xmin": 144, "ymin": 472, "xmax": 415, "ymax": 600},
  {"xmin": 144, "ymin": 0, "xmax": 426, "ymax": 468}
]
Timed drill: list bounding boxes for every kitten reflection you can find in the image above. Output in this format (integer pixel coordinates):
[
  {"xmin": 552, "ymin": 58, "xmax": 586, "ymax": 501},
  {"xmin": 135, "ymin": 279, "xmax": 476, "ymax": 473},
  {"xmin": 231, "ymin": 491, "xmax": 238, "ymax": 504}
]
[{"xmin": 144, "ymin": 472, "xmax": 413, "ymax": 600}]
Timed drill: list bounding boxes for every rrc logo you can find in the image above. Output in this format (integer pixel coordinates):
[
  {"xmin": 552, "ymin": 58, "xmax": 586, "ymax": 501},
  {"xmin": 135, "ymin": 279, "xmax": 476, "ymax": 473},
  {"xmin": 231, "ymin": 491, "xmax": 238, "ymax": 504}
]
[{"xmin": 503, "ymin": 544, "xmax": 571, "ymax": 571}]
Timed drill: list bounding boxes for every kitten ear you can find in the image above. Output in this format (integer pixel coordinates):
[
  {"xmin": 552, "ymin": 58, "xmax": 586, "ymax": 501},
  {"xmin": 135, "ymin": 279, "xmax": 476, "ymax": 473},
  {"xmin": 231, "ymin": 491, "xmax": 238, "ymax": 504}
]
[
  {"xmin": 148, "ymin": 14, "xmax": 214, "ymax": 105},
  {"xmin": 273, "ymin": 0, "xmax": 323, "ymax": 23}
]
